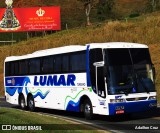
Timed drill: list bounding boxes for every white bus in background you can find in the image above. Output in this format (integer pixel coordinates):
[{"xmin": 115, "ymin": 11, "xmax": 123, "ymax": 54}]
[{"xmin": 4, "ymin": 42, "xmax": 157, "ymax": 119}]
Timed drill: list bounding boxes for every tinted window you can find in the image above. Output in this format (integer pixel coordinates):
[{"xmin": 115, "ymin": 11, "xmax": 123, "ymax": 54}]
[
  {"xmin": 130, "ymin": 48, "xmax": 152, "ymax": 64},
  {"xmin": 70, "ymin": 52, "xmax": 86, "ymax": 72},
  {"xmin": 19, "ymin": 60, "xmax": 28, "ymax": 75},
  {"xmin": 5, "ymin": 62, "xmax": 10, "ymax": 76},
  {"xmin": 14, "ymin": 62, "xmax": 19, "ymax": 75},
  {"xmin": 42, "ymin": 56, "xmax": 53, "ymax": 73},
  {"xmin": 54, "ymin": 56, "xmax": 61, "ymax": 73},
  {"xmin": 89, "ymin": 49, "xmax": 103, "ymax": 93},
  {"xmin": 29, "ymin": 58, "xmax": 40, "ymax": 74},
  {"xmin": 62, "ymin": 55, "xmax": 69, "ymax": 72},
  {"xmin": 10, "ymin": 61, "xmax": 19, "ymax": 76},
  {"xmin": 5, "ymin": 51, "xmax": 87, "ymax": 76},
  {"xmin": 106, "ymin": 49, "xmax": 132, "ymax": 65},
  {"xmin": 11, "ymin": 62, "xmax": 14, "ymax": 76}
]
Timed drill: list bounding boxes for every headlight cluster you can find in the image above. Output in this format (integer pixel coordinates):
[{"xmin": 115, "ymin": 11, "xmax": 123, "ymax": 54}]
[
  {"xmin": 148, "ymin": 96, "xmax": 157, "ymax": 100},
  {"xmin": 110, "ymin": 99, "xmax": 125, "ymax": 103}
]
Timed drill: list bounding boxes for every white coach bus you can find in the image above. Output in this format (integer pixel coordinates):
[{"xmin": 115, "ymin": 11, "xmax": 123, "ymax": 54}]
[{"xmin": 4, "ymin": 42, "xmax": 157, "ymax": 119}]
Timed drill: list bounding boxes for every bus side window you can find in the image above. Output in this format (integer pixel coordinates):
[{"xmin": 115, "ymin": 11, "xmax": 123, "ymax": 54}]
[
  {"xmin": 70, "ymin": 52, "xmax": 86, "ymax": 72},
  {"xmin": 54, "ymin": 56, "xmax": 62, "ymax": 73},
  {"xmin": 11, "ymin": 62, "xmax": 15, "ymax": 76},
  {"xmin": 62, "ymin": 55, "xmax": 69, "ymax": 73},
  {"xmin": 42, "ymin": 56, "xmax": 54, "ymax": 74},
  {"xmin": 5, "ymin": 62, "xmax": 11, "ymax": 76},
  {"xmin": 14, "ymin": 62, "xmax": 19, "ymax": 76},
  {"xmin": 19, "ymin": 60, "xmax": 28, "ymax": 75},
  {"xmin": 10, "ymin": 61, "xmax": 19, "ymax": 76},
  {"xmin": 29, "ymin": 58, "xmax": 40, "ymax": 74}
]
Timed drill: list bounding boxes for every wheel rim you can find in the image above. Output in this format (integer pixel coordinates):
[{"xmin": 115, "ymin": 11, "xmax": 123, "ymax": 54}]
[
  {"xmin": 85, "ymin": 104, "xmax": 91, "ymax": 114},
  {"xmin": 29, "ymin": 99, "xmax": 34, "ymax": 109},
  {"xmin": 20, "ymin": 99, "xmax": 25, "ymax": 108}
]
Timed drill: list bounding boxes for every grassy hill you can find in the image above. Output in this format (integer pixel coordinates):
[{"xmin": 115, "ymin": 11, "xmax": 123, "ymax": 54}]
[{"xmin": 0, "ymin": 12, "xmax": 160, "ymax": 102}]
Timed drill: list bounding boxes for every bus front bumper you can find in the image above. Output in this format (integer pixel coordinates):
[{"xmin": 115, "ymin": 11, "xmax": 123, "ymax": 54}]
[{"xmin": 108, "ymin": 100, "xmax": 157, "ymax": 115}]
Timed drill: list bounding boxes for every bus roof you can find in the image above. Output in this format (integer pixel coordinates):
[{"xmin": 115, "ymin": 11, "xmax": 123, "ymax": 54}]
[
  {"xmin": 5, "ymin": 45, "xmax": 85, "ymax": 62},
  {"xmin": 5, "ymin": 42, "xmax": 148, "ymax": 62},
  {"xmin": 88, "ymin": 42, "xmax": 148, "ymax": 49}
]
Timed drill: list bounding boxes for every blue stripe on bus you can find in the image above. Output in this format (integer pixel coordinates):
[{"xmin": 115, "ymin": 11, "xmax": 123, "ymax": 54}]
[
  {"xmin": 6, "ymin": 77, "xmax": 30, "ymax": 96},
  {"xmin": 86, "ymin": 45, "xmax": 91, "ymax": 87},
  {"xmin": 6, "ymin": 77, "xmax": 49, "ymax": 99},
  {"xmin": 66, "ymin": 100, "xmax": 80, "ymax": 112},
  {"xmin": 6, "ymin": 85, "xmax": 20, "ymax": 96},
  {"xmin": 108, "ymin": 100, "xmax": 157, "ymax": 115},
  {"xmin": 5, "ymin": 77, "xmax": 27, "ymax": 86}
]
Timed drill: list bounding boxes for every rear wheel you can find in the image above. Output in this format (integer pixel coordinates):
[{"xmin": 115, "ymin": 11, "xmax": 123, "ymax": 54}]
[
  {"xmin": 19, "ymin": 95, "xmax": 26, "ymax": 110},
  {"xmin": 84, "ymin": 100, "xmax": 93, "ymax": 120},
  {"xmin": 27, "ymin": 95, "xmax": 35, "ymax": 111}
]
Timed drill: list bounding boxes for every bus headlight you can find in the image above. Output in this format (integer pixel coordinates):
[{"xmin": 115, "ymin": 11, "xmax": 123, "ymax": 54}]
[
  {"xmin": 110, "ymin": 99, "xmax": 125, "ymax": 103},
  {"xmin": 148, "ymin": 96, "xmax": 157, "ymax": 100}
]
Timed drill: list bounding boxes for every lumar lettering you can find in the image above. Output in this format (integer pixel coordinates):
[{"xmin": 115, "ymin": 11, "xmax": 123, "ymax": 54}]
[
  {"xmin": 67, "ymin": 75, "xmax": 76, "ymax": 86},
  {"xmin": 47, "ymin": 75, "xmax": 57, "ymax": 86},
  {"xmin": 34, "ymin": 74, "xmax": 76, "ymax": 86},
  {"xmin": 40, "ymin": 76, "xmax": 47, "ymax": 86}
]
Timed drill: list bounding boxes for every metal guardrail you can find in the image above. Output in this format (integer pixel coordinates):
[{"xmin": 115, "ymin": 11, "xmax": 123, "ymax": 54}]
[
  {"xmin": 0, "ymin": 41, "xmax": 16, "ymax": 45},
  {"xmin": 0, "ymin": 41, "xmax": 16, "ymax": 43}
]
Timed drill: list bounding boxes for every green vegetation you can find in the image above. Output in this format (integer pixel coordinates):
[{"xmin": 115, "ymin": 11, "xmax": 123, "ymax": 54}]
[{"xmin": 0, "ymin": 107, "xmax": 100, "ymax": 133}]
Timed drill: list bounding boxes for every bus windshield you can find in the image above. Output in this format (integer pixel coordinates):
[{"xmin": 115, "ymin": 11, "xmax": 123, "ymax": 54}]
[{"xmin": 105, "ymin": 48, "xmax": 156, "ymax": 95}]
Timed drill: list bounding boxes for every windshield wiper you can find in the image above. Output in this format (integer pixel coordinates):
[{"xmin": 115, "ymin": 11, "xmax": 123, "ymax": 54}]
[{"xmin": 114, "ymin": 85, "xmax": 134, "ymax": 96}]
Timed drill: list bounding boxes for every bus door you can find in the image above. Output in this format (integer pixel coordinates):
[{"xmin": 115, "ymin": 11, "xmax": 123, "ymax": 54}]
[
  {"xmin": 93, "ymin": 62, "xmax": 106, "ymax": 98},
  {"xmin": 93, "ymin": 61, "xmax": 108, "ymax": 115}
]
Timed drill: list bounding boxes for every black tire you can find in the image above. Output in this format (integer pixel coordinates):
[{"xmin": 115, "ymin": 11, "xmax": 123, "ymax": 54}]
[
  {"xmin": 19, "ymin": 95, "xmax": 26, "ymax": 110},
  {"xmin": 27, "ymin": 95, "xmax": 35, "ymax": 111},
  {"xmin": 84, "ymin": 99, "xmax": 93, "ymax": 120}
]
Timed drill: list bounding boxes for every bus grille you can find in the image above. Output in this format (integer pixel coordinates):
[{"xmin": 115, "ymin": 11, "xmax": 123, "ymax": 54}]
[{"xmin": 126, "ymin": 97, "xmax": 147, "ymax": 101}]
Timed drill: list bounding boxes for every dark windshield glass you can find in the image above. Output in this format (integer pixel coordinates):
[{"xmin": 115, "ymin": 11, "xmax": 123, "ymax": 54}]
[
  {"xmin": 105, "ymin": 48, "xmax": 155, "ymax": 95},
  {"xmin": 130, "ymin": 49, "xmax": 151, "ymax": 64}
]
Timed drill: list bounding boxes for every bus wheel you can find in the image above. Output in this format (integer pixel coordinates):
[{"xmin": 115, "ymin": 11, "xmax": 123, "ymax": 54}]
[
  {"xmin": 27, "ymin": 95, "xmax": 35, "ymax": 111},
  {"xmin": 19, "ymin": 95, "xmax": 26, "ymax": 110},
  {"xmin": 84, "ymin": 100, "xmax": 93, "ymax": 120}
]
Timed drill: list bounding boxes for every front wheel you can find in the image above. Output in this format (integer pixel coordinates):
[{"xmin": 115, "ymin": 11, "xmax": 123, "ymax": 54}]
[
  {"xmin": 27, "ymin": 95, "xmax": 35, "ymax": 111},
  {"xmin": 84, "ymin": 100, "xmax": 93, "ymax": 120}
]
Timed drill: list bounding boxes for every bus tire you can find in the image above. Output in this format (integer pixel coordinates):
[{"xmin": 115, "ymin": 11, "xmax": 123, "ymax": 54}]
[
  {"xmin": 84, "ymin": 99, "xmax": 93, "ymax": 120},
  {"xmin": 27, "ymin": 95, "xmax": 35, "ymax": 111},
  {"xmin": 19, "ymin": 95, "xmax": 26, "ymax": 110}
]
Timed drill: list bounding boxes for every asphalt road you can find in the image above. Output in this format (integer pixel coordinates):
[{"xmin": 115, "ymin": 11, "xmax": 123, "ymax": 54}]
[{"xmin": 0, "ymin": 97, "xmax": 160, "ymax": 133}]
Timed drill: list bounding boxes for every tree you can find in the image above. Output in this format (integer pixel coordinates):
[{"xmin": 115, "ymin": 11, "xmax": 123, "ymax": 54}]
[
  {"xmin": 151, "ymin": 0, "xmax": 157, "ymax": 11},
  {"xmin": 97, "ymin": 0, "xmax": 115, "ymax": 21},
  {"xmin": 147, "ymin": 0, "xmax": 160, "ymax": 12},
  {"xmin": 78, "ymin": 0, "xmax": 98, "ymax": 26}
]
